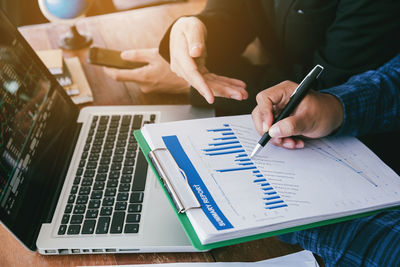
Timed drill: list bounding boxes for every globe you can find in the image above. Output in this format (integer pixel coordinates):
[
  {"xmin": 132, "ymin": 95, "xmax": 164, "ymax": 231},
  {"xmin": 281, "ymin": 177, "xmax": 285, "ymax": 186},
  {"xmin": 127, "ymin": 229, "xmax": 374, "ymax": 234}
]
[{"xmin": 38, "ymin": 0, "xmax": 94, "ymax": 50}]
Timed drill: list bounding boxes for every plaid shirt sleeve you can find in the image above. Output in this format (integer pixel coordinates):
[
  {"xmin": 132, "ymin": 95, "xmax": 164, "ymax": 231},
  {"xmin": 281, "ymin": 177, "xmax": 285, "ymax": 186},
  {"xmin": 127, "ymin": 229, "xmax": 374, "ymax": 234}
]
[
  {"xmin": 278, "ymin": 55, "xmax": 400, "ymax": 266},
  {"xmin": 279, "ymin": 211, "xmax": 400, "ymax": 267},
  {"xmin": 320, "ymin": 53, "xmax": 400, "ymax": 137}
]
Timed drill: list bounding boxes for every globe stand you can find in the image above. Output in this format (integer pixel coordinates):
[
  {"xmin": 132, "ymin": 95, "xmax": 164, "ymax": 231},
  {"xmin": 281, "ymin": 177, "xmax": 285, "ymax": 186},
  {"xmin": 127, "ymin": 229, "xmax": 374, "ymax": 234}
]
[{"xmin": 59, "ymin": 24, "xmax": 92, "ymax": 50}]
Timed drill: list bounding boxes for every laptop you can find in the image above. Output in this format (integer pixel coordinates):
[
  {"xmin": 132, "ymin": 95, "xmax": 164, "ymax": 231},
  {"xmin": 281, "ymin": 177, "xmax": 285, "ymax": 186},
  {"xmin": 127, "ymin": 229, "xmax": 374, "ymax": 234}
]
[{"xmin": 0, "ymin": 9, "xmax": 214, "ymax": 254}]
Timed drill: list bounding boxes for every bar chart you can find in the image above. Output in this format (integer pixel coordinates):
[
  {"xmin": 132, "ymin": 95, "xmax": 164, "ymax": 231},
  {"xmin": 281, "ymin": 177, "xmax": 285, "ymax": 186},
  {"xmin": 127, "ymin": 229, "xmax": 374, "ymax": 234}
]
[{"xmin": 203, "ymin": 124, "xmax": 287, "ymax": 210}]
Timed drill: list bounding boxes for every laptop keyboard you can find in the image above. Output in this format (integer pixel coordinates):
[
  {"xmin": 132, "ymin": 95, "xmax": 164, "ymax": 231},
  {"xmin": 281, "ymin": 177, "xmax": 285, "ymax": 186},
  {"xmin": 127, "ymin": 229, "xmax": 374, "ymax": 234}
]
[{"xmin": 57, "ymin": 114, "xmax": 155, "ymax": 236}]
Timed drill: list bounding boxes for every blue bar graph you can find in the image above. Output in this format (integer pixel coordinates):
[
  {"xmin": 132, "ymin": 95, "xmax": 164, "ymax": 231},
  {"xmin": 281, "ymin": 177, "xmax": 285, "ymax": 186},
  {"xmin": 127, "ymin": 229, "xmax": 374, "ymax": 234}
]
[
  {"xmin": 235, "ymin": 158, "xmax": 251, "ymax": 162},
  {"xmin": 264, "ymin": 196, "xmax": 280, "ymax": 201},
  {"xmin": 265, "ymin": 200, "xmax": 284, "ymax": 206},
  {"xmin": 205, "ymin": 149, "xmax": 246, "ymax": 156},
  {"xmin": 213, "ymin": 137, "xmax": 237, "ymax": 140},
  {"xmin": 204, "ymin": 124, "xmax": 287, "ymax": 210},
  {"xmin": 203, "ymin": 145, "xmax": 242, "ymax": 152},
  {"xmin": 238, "ymin": 162, "xmax": 254, "ymax": 166},
  {"xmin": 209, "ymin": 141, "xmax": 240, "ymax": 146},
  {"xmin": 262, "ymin": 187, "xmax": 274, "ymax": 191},
  {"xmin": 207, "ymin": 128, "xmax": 233, "ymax": 132},
  {"xmin": 266, "ymin": 204, "xmax": 288, "ymax": 209},
  {"xmin": 216, "ymin": 166, "xmax": 257, "ymax": 172}
]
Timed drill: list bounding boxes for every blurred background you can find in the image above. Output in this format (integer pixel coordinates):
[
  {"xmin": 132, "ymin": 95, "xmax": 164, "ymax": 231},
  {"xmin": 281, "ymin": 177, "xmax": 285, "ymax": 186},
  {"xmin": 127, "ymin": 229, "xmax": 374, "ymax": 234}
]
[{"xmin": 0, "ymin": 0, "xmax": 184, "ymax": 26}]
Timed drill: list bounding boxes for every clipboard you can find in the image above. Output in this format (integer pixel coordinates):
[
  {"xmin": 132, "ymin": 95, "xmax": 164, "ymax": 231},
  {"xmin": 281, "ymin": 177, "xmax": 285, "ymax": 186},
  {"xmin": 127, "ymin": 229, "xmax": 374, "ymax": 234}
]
[{"xmin": 134, "ymin": 129, "xmax": 400, "ymax": 251}]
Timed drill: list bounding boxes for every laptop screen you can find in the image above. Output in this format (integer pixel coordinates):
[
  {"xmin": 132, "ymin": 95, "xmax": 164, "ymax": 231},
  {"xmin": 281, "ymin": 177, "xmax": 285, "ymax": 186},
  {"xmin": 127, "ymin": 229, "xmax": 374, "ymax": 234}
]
[{"xmin": 0, "ymin": 9, "xmax": 79, "ymax": 249}]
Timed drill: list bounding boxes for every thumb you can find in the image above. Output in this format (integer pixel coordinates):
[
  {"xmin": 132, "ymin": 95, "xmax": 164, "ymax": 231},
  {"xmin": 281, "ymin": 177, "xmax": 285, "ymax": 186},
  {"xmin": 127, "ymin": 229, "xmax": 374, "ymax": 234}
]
[
  {"xmin": 185, "ymin": 23, "xmax": 206, "ymax": 58},
  {"xmin": 269, "ymin": 117, "xmax": 304, "ymax": 138},
  {"xmin": 121, "ymin": 50, "xmax": 148, "ymax": 62}
]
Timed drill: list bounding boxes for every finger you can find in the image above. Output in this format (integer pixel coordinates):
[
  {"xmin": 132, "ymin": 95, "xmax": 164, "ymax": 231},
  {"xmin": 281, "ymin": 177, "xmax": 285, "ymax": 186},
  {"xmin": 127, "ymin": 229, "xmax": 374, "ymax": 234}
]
[
  {"xmin": 208, "ymin": 82, "xmax": 248, "ymax": 100},
  {"xmin": 103, "ymin": 65, "xmax": 150, "ymax": 82},
  {"xmin": 208, "ymin": 73, "xmax": 247, "ymax": 89},
  {"xmin": 183, "ymin": 20, "xmax": 206, "ymax": 58},
  {"xmin": 120, "ymin": 49, "xmax": 150, "ymax": 62},
  {"xmin": 268, "ymin": 115, "xmax": 308, "ymax": 138},
  {"xmin": 205, "ymin": 76, "xmax": 248, "ymax": 100},
  {"xmin": 252, "ymin": 106, "xmax": 265, "ymax": 136},
  {"xmin": 177, "ymin": 55, "xmax": 214, "ymax": 103}
]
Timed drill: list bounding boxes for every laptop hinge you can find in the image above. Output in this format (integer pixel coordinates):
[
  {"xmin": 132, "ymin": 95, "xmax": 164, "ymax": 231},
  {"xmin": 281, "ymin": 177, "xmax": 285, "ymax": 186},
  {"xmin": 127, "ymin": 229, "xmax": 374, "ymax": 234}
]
[{"xmin": 43, "ymin": 122, "xmax": 83, "ymax": 223}]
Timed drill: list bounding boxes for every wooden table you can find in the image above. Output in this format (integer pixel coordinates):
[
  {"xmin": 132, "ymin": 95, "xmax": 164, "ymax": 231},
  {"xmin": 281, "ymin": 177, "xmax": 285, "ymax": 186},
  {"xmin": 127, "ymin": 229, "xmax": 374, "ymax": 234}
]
[{"xmin": 0, "ymin": 1, "xmax": 307, "ymax": 266}]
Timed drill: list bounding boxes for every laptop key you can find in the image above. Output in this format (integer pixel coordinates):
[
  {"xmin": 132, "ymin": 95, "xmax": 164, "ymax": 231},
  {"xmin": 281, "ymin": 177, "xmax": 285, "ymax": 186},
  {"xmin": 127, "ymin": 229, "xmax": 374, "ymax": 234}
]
[
  {"xmin": 86, "ymin": 209, "xmax": 98, "ymax": 219},
  {"xmin": 115, "ymin": 201, "xmax": 127, "ymax": 210},
  {"xmin": 89, "ymin": 200, "xmax": 101, "ymax": 209},
  {"xmin": 124, "ymin": 224, "xmax": 139, "ymax": 234},
  {"xmin": 73, "ymin": 204, "xmax": 86, "ymax": 214},
  {"xmin": 110, "ymin": 211, "xmax": 125, "ymax": 234},
  {"xmin": 117, "ymin": 192, "xmax": 128, "ymax": 201},
  {"xmin": 61, "ymin": 214, "xmax": 70, "ymax": 224},
  {"xmin": 126, "ymin": 213, "xmax": 140, "ymax": 223},
  {"xmin": 132, "ymin": 150, "xmax": 148, "ymax": 191},
  {"xmin": 102, "ymin": 197, "xmax": 115, "ymax": 206},
  {"xmin": 68, "ymin": 194, "xmax": 76, "ymax": 203},
  {"xmin": 70, "ymin": 185, "xmax": 78, "ymax": 194},
  {"xmin": 100, "ymin": 207, "xmax": 113, "ymax": 216},
  {"xmin": 76, "ymin": 195, "xmax": 88, "ymax": 204},
  {"xmin": 132, "ymin": 115, "xmax": 143, "ymax": 129},
  {"xmin": 130, "ymin": 192, "xmax": 144, "ymax": 203},
  {"xmin": 67, "ymin": 225, "xmax": 81, "ymax": 235},
  {"xmin": 91, "ymin": 190, "xmax": 103, "ymax": 199},
  {"xmin": 58, "ymin": 224, "xmax": 67, "ymax": 235},
  {"xmin": 105, "ymin": 188, "xmax": 116, "ymax": 197},
  {"xmin": 64, "ymin": 204, "xmax": 73, "ymax": 213},
  {"xmin": 76, "ymin": 168, "xmax": 83, "ymax": 176},
  {"xmin": 119, "ymin": 183, "xmax": 130, "ymax": 192},
  {"xmin": 79, "ymin": 186, "xmax": 90, "ymax": 195},
  {"xmin": 96, "ymin": 173, "xmax": 107, "ymax": 181},
  {"xmin": 128, "ymin": 204, "xmax": 142, "ymax": 213},
  {"xmin": 82, "ymin": 220, "xmax": 96, "ymax": 234},
  {"xmin": 96, "ymin": 216, "xmax": 111, "ymax": 234},
  {"xmin": 93, "ymin": 181, "xmax": 105, "ymax": 190},
  {"xmin": 70, "ymin": 214, "xmax": 84, "ymax": 224}
]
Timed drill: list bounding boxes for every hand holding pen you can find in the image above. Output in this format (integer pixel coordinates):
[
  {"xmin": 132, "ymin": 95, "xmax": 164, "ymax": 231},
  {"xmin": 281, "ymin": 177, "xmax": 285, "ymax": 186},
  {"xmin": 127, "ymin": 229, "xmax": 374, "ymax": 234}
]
[{"xmin": 250, "ymin": 65, "xmax": 346, "ymax": 157}]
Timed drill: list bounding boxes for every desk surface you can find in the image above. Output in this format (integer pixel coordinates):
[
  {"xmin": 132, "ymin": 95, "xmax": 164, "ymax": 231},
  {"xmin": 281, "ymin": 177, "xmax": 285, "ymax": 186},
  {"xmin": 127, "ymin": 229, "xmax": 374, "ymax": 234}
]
[{"xmin": 0, "ymin": 1, "xmax": 305, "ymax": 266}]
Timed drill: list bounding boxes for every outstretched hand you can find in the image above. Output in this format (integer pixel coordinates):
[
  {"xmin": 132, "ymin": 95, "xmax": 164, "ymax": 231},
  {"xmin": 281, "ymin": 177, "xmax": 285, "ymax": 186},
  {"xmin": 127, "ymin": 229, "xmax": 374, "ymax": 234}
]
[
  {"xmin": 169, "ymin": 17, "xmax": 248, "ymax": 103},
  {"xmin": 104, "ymin": 48, "xmax": 190, "ymax": 94}
]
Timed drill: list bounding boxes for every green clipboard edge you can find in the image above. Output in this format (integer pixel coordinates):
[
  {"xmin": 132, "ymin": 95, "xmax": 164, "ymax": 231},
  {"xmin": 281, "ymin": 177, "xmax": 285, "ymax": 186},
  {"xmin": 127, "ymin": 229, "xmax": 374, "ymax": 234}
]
[{"xmin": 134, "ymin": 130, "xmax": 400, "ymax": 251}]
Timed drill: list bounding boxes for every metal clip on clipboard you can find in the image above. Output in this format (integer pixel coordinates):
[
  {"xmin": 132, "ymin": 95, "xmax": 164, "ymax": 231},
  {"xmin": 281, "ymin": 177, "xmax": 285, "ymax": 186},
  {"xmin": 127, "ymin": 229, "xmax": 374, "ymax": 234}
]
[{"xmin": 149, "ymin": 148, "xmax": 201, "ymax": 213}]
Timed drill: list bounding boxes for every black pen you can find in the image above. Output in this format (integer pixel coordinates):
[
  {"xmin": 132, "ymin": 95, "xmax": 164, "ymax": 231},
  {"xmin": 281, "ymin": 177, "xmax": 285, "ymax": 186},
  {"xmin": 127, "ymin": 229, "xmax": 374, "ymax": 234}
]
[{"xmin": 250, "ymin": 65, "xmax": 324, "ymax": 158}]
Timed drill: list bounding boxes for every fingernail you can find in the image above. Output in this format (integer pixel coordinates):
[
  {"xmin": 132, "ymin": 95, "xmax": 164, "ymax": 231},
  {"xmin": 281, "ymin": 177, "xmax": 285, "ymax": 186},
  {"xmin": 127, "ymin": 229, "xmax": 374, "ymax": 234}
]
[
  {"xmin": 262, "ymin": 122, "xmax": 268, "ymax": 132},
  {"xmin": 190, "ymin": 45, "xmax": 201, "ymax": 56},
  {"xmin": 283, "ymin": 141, "xmax": 293, "ymax": 149},
  {"xmin": 269, "ymin": 126, "xmax": 281, "ymax": 137},
  {"xmin": 120, "ymin": 51, "xmax": 128, "ymax": 59},
  {"xmin": 230, "ymin": 94, "xmax": 242, "ymax": 101},
  {"xmin": 295, "ymin": 142, "xmax": 304, "ymax": 149}
]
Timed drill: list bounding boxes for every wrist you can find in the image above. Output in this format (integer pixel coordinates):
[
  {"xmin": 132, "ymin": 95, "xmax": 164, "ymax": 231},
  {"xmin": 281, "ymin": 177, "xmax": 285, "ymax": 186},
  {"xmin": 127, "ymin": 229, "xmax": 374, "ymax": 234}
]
[{"xmin": 323, "ymin": 93, "xmax": 344, "ymax": 135}]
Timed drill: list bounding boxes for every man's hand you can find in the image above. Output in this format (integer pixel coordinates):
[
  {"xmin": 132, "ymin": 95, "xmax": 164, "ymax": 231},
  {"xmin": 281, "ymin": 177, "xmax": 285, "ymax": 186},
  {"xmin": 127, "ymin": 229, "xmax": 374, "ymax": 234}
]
[
  {"xmin": 169, "ymin": 17, "xmax": 248, "ymax": 104},
  {"xmin": 251, "ymin": 81, "xmax": 344, "ymax": 149},
  {"xmin": 104, "ymin": 48, "xmax": 189, "ymax": 93}
]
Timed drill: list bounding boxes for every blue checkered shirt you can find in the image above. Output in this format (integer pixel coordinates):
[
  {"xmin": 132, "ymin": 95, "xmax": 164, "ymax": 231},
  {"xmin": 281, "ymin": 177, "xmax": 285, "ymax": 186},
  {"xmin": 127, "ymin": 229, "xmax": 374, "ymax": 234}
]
[{"xmin": 279, "ymin": 54, "xmax": 400, "ymax": 267}]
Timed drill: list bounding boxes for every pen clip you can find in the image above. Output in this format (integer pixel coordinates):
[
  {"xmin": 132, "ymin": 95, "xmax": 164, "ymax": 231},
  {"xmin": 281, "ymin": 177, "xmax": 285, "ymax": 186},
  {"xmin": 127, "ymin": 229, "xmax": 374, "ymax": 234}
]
[{"xmin": 289, "ymin": 65, "xmax": 324, "ymax": 98}]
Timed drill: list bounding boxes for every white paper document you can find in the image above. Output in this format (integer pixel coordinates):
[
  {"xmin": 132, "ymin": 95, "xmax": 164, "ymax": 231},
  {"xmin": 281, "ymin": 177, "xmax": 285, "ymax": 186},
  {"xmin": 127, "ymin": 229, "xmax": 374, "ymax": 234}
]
[
  {"xmin": 142, "ymin": 115, "xmax": 400, "ymax": 245},
  {"xmin": 80, "ymin": 250, "xmax": 318, "ymax": 267}
]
